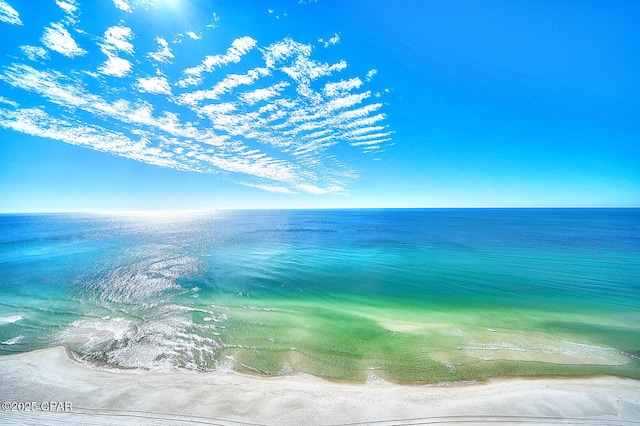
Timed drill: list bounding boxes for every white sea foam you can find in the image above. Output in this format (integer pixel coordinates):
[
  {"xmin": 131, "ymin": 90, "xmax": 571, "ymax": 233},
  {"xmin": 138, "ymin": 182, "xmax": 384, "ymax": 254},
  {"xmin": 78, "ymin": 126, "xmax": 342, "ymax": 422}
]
[
  {"xmin": 438, "ymin": 325, "xmax": 630, "ymax": 366},
  {"xmin": 210, "ymin": 305, "xmax": 230, "ymax": 311},
  {"xmin": 279, "ymin": 362, "xmax": 294, "ymax": 375},
  {"xmin": 52, "ymin": 243, "xmax": 233, "ymax": 372},
  {"xmin": 365, "ymin": 371, "xmax": 389, "ymax": 385},
  {"xmin": 463, "ymin": 334, "xmax": 630, "ymax": 365},
  {"xmin": 436, "ymin": 359, "xmax": 458, "ymax": 373},
  {"xmin": 0, "ymin": 315, "xmax": 23, "ymax": 325},
  {"xmin": 1, "ymin": 335, "xmax": 24, "ymax": 345},
  {"xmin": 439, "ymin": 328, "xmax": 470, "ymax": 339},
  {"xmin": 60, "ymin": 317, "xmax": 133, "ymax": 347},
  {"xmin": 58, "ymin": 304, "xmax": 226, "ymax": 372},
  {"xmin": 215, "ymin": 355, "xmax": 237, "ymax": 373},
  {"xmin": 467, "ymin": 342, "xmax": 526, "ymax": 352},
  {"xmin": 552, "ymin": 341, "xmax": 629, "ymax": 363}
]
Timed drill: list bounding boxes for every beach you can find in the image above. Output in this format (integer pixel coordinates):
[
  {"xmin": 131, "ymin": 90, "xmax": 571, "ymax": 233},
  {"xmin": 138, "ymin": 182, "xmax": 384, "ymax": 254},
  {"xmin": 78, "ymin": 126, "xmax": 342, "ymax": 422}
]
[{"xmin": 1, "ymin": 346, "xmax": 639, "ymax": 425}]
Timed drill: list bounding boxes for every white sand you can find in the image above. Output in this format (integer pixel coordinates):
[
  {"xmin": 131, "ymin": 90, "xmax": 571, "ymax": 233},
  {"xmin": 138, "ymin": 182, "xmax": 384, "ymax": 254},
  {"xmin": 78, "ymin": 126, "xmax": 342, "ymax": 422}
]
[{"xmin": 1, "ymin": 347, "xmax": 639, "ymax": 425}]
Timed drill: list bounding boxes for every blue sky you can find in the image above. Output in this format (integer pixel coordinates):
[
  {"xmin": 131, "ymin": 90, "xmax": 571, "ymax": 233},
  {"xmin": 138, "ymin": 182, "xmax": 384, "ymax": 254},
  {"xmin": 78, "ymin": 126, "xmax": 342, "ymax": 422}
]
[{"xmin": 0, "ymin": 0, "xmax": 638, "ymax": 211}]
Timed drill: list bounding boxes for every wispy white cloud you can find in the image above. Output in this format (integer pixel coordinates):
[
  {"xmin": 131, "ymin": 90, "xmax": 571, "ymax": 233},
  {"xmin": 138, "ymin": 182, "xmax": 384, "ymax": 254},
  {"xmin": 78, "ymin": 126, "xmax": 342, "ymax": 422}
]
[
  {"xmin": 263, "ymin": 38, "xmax": 347, "ymax": 99},
  {"xmin": 55, "ymin": 0, "xmax": 77, "ymax": 17},
  {"xmin": 206, "ymin": 12, "xmax": 220, "ymax": 28},
  {"xmin": 148, "ymin": 37, "xmax": 174, "ymax": 64},
  {"xmin": 349, "ymin": 132, "xmax": 393, "ymax": 142},
  {"xmin": 100, "ymin": 26, "xmax": 134, "ymax": 55},
  {"xmin": 0, "ymin": 80, "xmax": 307, "ymax": 188},
  {"xmin": 342, "ymin": 125, "xmax": 386, "ymax": 138},
  {"xmin": 239, "ymin": 182, "xmax": 296, "ymax": 194},
  {"xmin": 112, "ymin": 0, "xmax": 132, "ymax": 13},
  {"xmin": 98, "ymin": 55, "xmax": 132, "ymax": 77},
  {"xmin": 0, "ymin": 107, "xmax": 181, "ymax": 169},
  {"xmin": 323, "ymin": 77, "xmax": 362, "ymax": 97},
  {"xmin": 318, "ymin": 33, "xmax": 340, "ymax": 48},
  {"xmin": 0, "ymin": 65, "xmax": 300, "ymax": 182},
  {"xmin": 281, "ymin": 57, "xmax": 346, "ymax": 84},
  {"xmin": 178, "ymin": 36, "xmax": 257, "ymax": 87},
  {"xmin": 199, "ymin": 102, "xmax": 236, "ymax": 116},
  {"xmin": 20, "ymin": 45, "xmax": 49, "ymax": 61},
  {"xmin": 98, "ymin": 26, "xmax": 134, "ymax": 77},
  {"xmin": 0, "ymin": 96, "xmax": 18, "ymax": 107},
  {"xmin": 176, "ymin": 67, "xmax": 269, "ymax": 107},
  {"xmin": 0, "ymin": 4, "xmax": 392, "ymax": 196},
  {"xmin": 342, "ymin": 112, "xmax": 387, "ymax": 128},
  {"xmin": 0, "ymin": 0, "xmax": 21, "ymax": 25},
  {"xmin": 239, "ymin": 82, "xmax": 290, "ymax": 105},
  {"xmin": 136, "ymin": 76, "xmax": 172, "ymax": 95},
  {"xmin": 185, "ymin": 31, "xmax": 200, "ymax": 40},
  {"xmin": 297, "ymin": 183, "xmax": 344, "ymax": 195},
  {"xmin": 41, "ymin": 22, "xmax": 86, "ymax": 57},
  {"xmin": 325, "ymin": 91, "xmax": 371, "ymax": 112},
  {"xmin": 365, "ymin": 69, "xmax": 377, "ymax": 82},
  {"xmin": 262, "ymin": 38, "xmax": 311, "ymax": 69},
  {"xmin": 351, "ymin": 138, "xmax": 391, "ymax": 147}
]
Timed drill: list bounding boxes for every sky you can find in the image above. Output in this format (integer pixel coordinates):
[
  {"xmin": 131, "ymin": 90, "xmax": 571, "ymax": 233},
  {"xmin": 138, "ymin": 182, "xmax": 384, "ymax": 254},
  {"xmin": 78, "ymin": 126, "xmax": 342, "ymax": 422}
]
[{"xmin": 0, "ymin": 0, "xmax": 638, "ymax": 211}]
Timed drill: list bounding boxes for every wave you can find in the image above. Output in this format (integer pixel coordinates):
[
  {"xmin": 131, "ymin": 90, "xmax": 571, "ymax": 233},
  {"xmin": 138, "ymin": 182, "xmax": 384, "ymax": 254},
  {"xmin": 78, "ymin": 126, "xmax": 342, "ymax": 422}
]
[
  {"xmin": 1, "ymin": 335, "xmax": 24, "ymax": 345},
  {"xmin": 0, "ymin": 315, "xmax": 23, "ymax": 325},
  {"xmin": 57, "ymin": 309, "xmax": 227, "ymax": 372}
]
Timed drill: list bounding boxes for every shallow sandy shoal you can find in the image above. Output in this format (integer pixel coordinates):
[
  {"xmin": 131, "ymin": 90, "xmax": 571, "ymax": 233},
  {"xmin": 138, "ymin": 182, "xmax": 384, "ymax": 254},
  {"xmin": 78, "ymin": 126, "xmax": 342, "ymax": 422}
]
[{"xmin": 0, "ymin": 346, "xmax": 638, "ymax": 425}]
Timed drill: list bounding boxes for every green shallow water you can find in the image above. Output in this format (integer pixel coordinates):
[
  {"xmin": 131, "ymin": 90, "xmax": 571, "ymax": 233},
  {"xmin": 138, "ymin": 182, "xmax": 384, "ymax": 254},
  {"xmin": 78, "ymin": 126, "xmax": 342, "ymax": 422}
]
[{"xmin": 180, "ymin": 292, "xmax": 640, "ymax": 382}]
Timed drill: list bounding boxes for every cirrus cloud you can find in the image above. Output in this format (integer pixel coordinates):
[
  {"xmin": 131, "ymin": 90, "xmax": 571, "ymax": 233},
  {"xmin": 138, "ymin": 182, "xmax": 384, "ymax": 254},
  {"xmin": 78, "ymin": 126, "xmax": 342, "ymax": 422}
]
[
  {"xmin": 41, "ymin": 22, "xmax": 86, "ymax": 57},
  {"xmin": 0, "ymin": 0, "xmax": 22, "ymax": 25},
  {"xmin": 0, "ymin": 2, "xmax": 393, "ymax": 195}
]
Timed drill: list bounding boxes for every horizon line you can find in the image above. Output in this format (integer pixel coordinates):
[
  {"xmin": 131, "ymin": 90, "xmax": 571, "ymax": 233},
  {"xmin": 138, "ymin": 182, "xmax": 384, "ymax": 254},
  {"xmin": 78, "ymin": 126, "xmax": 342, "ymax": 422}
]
[{"xmin": 1, "ymin": 206, "xmax": 638, "ymax": 215}]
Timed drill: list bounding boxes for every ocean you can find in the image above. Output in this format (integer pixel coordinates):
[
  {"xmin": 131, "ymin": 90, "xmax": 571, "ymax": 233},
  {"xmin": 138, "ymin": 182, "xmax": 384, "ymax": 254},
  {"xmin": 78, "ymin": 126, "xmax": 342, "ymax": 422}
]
[{"xmin": 0, "ymin": 209, "xmax": 638, "ymax": 383}]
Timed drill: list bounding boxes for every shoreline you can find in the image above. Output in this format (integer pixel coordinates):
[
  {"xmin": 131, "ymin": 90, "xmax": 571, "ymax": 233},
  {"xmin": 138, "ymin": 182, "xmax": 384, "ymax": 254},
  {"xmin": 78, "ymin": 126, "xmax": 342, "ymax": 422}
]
[{"xmin": 1, "ymin": 347, "xmax": 639, "ymax": 425}]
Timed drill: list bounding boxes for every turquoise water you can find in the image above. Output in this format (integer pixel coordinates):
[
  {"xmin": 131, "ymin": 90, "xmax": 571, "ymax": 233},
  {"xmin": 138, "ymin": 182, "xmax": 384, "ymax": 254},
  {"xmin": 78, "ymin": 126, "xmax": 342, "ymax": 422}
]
[{"xmin": 1, "ymin": 209, "xmax": 639, "ymax": 383}]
